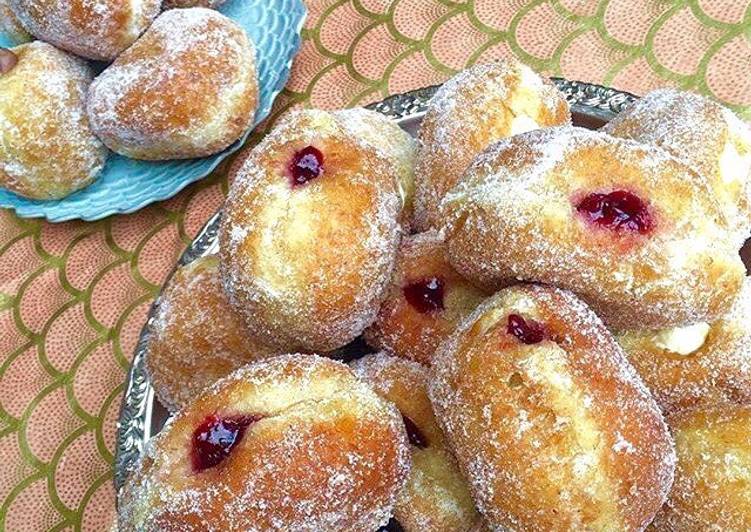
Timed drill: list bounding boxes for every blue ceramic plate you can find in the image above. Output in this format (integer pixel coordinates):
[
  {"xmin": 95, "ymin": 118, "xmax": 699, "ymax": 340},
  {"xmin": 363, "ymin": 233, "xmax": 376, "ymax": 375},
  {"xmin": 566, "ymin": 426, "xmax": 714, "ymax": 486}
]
[{"xmin": 0, "ymin": 0, "xmax": 306, "ymax": 222}]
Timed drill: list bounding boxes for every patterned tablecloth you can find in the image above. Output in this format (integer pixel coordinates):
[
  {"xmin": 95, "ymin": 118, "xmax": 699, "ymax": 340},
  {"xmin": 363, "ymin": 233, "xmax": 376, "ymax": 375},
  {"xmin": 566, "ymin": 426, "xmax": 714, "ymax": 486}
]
[{"xmin": 0, "ymin": 0, "xmax": 749, "ymax": 529}]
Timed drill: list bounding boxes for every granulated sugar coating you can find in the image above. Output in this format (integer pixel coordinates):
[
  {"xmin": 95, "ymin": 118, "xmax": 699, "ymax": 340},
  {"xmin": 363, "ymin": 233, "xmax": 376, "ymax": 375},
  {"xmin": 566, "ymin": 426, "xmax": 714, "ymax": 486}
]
[
  {"xmin": 604, "ymin": 88, "xmax": 751, "ymax": 245},
  {"xmin": 617, "ymin": 277, "xmax": 751, "ymax": 415},
  {"xmin": 652, "ymin": 405, "xmax": 751, "ymax": 530},
  {"xmin": 145, "ymin": 255, "xmax": 280, "ymax": 412},
  {"xmin": 429, "ymin": 284, "xmax": 675, "ymax": 531},
  {"xmin": 0, "ymin": 41, "xmax": 107, "ymax": 200},
  {"xmin": 9, "ymin": 0, "xmax": 160, "ymax": 60},
  {"xmin": 118, "ymin": 355, "xmax": 412, "ymax": 531},
  {"xmin": 363, "ymin": 230, "xmax": 489, "ymax": 367},
  {"xmin": 86, "ymin": 8, "xmax": 258, "ymax": 160},
  {"xmin": 351, "ymin": 352, "xmax": 482, "ymax": 531},
  {"xmin": 441, "ymin": 126, "xmax": 745, "ymax": 331},
  {"xmin": 219, "ymin": 109, "xmax": 406, "ymax": 353},
  {"xmin": 412, "ymin": 59, "xmax": 570, "ymax": 232}
]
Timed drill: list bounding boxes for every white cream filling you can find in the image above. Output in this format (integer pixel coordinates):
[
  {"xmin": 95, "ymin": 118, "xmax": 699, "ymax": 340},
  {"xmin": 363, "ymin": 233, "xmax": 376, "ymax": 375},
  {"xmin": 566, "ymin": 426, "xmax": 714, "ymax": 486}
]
[
  {"xmin": 718, "ymin": 141, "xmax": 751, "ymax": 186},
  {"xmin": 510, "ymin": 114, "xmax": 540, "ymax": 136},
  {"xmin": 653, "ymin": 322, "xmax": 711, "ymax": 356}
]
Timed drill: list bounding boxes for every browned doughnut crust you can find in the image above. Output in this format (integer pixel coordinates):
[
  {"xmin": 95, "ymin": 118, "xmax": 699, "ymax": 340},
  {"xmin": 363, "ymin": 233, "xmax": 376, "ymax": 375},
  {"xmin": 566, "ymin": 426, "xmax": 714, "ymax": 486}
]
[
  {"xmin": 351, "ymin": 353, "xmax": 481, "ymax": 532},
  {"xmin": 0, "ymin": 41, "xmax": 107, "ymax": 199},
  {"xmin": 651, "ymin": 405, "xmax": 751, "ymax": 531},
  {"xmin": 603, "ymin": 89, "xmax": 751, "ymax": 244},
  {"xmin": 86, "ymin": 8, "xmax": 258, "ymax": 160},
  {"xmin": 8, "ymin": 0, "xmax": 161, "ymax": 61},
  {"xmin": 430, "ymin": 284, "xmax": 675, "ymax": 531},
  {"xmin": 145, "ymin": 255, "xmax": 280, "ymax": 412},
  {"xmin": 363, "ymin": 231, "xmax": 489, "ymax": 367},
  {"xmin": 219, "ymin": 109, "xmax": 405, "ymax": 352},
  {"xmin": 616, "ymin": 277, "xmax": 751, "ymax": 415},
  {"xmin": 119, "ymin": 355, "xmax": 412, "ymax": 531},
  {"xmin": 413, "ymin": 59, "xmax": 570, "ymax": 231},
  {"xmin": 442, "ymin": 126, "xmax": 744, "ymax": 331}
]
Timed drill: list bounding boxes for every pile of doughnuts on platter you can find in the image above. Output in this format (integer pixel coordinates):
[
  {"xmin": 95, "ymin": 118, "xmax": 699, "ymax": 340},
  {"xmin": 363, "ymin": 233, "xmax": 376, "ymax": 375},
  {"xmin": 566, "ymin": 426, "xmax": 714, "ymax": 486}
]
[
  {"xmin": 121, "ymin": 59, "xmax": 751, "ymax": 531},
  {"xmin": 0, "ymin": 0, "xmax": 258, "ymax": 199}
]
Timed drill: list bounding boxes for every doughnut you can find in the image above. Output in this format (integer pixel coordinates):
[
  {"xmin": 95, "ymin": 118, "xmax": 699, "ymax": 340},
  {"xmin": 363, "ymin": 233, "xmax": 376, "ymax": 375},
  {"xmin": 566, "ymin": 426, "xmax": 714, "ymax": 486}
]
[
  {"xmin": 0, "ymin": 42, "xmax": 107, "ymax": 200},
  {"xmin": 219, "ymin": 108, "xmax": 409, "ymax": 353},
  {"xmin": 8, "ymin": 0, "xmax": 160, "ymax": 61},
  {"xmin": 145, "ymin": 255, "xmax": 279, "ymax": 412},
  {"xmin": 652, "ymin": 405, "xmax": 751, "ymax": 530},
  {"xmin": 0, "ymin": 0, "xmax": 31, "ymax": 44},
  {"xmin": 119, "ymin": 355, "xmax": 411, "ymax": 531},
  {"xmin": 442, "ymin": 126, "xmax": 745, "ymax": 331},
  {"xmin": 363, "ymin": 231, "xmax": 488, "ymax": 367},
  {"xmin": 413, "ymin": 59, "xmax": 570, "ymax": 231},
  {"xmin": 163, "ymin": 0, "xmax": 225, "ymax": 7},
  {"xmin": 429, "ymin": 283, "xmax": 675, "ymax": 531},
  {"xmin": 86, "ymin": 8, "xmax": 258, "ymax": 161},
  {"xmin": 350, "ymin": 353, "xmax": 481, "ymax": 531},
  {"xmin": 603, "ymin": 89, "xmax": 751, "ymax": 244},
  {"xmin": 616, "ymin": 277, "xmax": 751, "ymax": 415}
]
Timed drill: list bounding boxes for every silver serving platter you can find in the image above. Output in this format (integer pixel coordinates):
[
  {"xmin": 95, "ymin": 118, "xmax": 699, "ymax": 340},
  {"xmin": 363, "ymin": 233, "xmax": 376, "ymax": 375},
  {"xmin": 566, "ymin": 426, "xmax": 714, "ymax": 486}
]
[{"xmin": 114, "ymin": 79, "xmax": 640, "ymax": 493}]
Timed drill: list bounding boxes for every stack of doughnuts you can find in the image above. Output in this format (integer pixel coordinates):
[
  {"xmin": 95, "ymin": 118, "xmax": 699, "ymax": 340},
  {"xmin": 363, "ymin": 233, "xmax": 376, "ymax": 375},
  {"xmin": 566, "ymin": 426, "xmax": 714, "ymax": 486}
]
[
  {"xmin": 120, "ymin": 59, "xmax": 751, "ymax": 530},
  {"xmin": 0, "ymin": 4, "xmax": 260, "ymax": 199}
]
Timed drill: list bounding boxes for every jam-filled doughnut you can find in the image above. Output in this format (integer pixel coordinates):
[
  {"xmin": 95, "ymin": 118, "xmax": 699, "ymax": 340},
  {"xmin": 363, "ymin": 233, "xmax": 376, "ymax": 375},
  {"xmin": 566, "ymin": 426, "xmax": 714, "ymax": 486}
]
[
  {"xmin": 0, "ymin": 42, "xmax": 107, "ymax": 199},
  {"xmin": 603, "ymin": 89, "xmax": 751, "ymax": 243},
  {"xmin": 119, "ymin": 355, "xmax": 411, "ymax": 531},
  {"xmin": 364, "ymin": 231, "xmax": 489, "ymax": 367},
  {"xmin": 652, "ymin": 405, "xmax": 751, "ymax": 530},
  {"xmin": 413, "ymin": 59, "xmax": 570, "ymax": 231},
  {"xmin": 8, "ymin": 0, "xmax": 160, "ymax": 61},
  {"xmin": 351, "ymin": 353, "xmax": 481, "ymax": 531},
  {"xmin": 86, "ymin": 8, "xmax": 258, "ymax": 160},
  {"xmin": 220, "ymin": 108, "xmax": 409, "ymax": 352},
  {"xmin": 429, "ymin": 283, "xmax": 675, "ymax": 531},
  {"xmin": 0, "ymin": 0, "xmax": 31, "ymax": 44},
  {"xmin": 145, "ymin": 256, "xmax": 279, "ymax": 412},
  {"xmin": 616, "ymin": 277, "xmax": 751, "ymax": 415},
  {"xmin": 442, "ymin": 126, "xmax": 745, "ymax": 331}
]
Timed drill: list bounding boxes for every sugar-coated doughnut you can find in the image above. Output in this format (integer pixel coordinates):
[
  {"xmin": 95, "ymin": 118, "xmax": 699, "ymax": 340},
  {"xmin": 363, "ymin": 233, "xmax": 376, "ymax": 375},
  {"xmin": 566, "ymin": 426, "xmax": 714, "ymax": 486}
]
[
  {"xmin": 119, "ymin": 355, "xmax": 411, "ymax": 531},
  {"xmin": 164, "ymin": 0, "xmax": 224, "ymax": 7},
  {"xmin": 364, "ymin": 231, "xmax": 488, "ymax": 366},
  {"xmin": 86, "ymin": 8, "xmax": 258, "ymax": 160},
  {"xmin": 351, "ymin": 353, "xmax": 481, "ymax": 532},
  {"xmin": 0, "ymin": 42, "xmax": 107, "ymax": 199},
  {"xmin": 0, "ymin": 0, "xmax": 31, "ymax": 44},
  {"xmin": 651, "ymin": 405, "xmax": 751, "ymax": 531},
  {"xmin": 220, "ymin": 108, "xmax": 408, "ymax": 352},
  {"xmin": 145, "ymin": 256, "xmax": 279, "ymax": 412},
  {"xmin": 603, "ymin": 89, "xmax": 751, "ymax": 244},
  {"xmin": 616, "ymin": 278, "xmax": 751, "ymax": 415},
  {"xmin": 430, "ymin": 284, "xmax": 675, "ymax": 531},
  {"xmin": 442, "ymin": 126, "xmax": 745, "ymax": 331},
  {"xmin": 8, "ymin": 0, "xmax": 160, "ymax": 61},
  {"xmin": 413, "ymin": 60, "xmax": 570, "ymax": 231}
]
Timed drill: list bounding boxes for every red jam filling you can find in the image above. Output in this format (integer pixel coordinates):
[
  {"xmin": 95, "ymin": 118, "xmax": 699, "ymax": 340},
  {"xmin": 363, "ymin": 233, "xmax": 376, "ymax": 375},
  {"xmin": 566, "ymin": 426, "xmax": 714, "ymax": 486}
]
[
  {"xmin": 288, "ymin": 146, "xmax": 324, "ymax": 187},
  {"xmin": 575, "ymin": 190, "xmax": 653, "ymax": 234},
  {"xmin": 403, "ymin": 277, "xmax": 445, "ymax": 314},
  {"xmin": 191, "ymin": 413, "xmax": 262, "ymax": 472},
  {"xmin": 507, "ymin": 314, "xmax": 545, "ymax": 345},
  {"xmin": 402, "ymin": 414, "xmax": 428, "ymax": 448}
]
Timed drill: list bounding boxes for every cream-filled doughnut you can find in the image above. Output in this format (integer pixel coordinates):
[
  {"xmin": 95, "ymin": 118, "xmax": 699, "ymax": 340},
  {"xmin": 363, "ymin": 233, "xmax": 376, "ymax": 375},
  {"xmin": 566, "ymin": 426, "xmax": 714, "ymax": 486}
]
[
  {"xmin": 413, "ymin": 59, "xmax": 570, "ymax": 231},
  {"xmin": 0, "ymin": 42, "xmax": 107, "ymax": 199},
  {"xmin": 364, "ymin": 231, "xmax": 488, "ymax": 366},
  {"xmin": 351, "ymin": 353, "xmax": 481, "ymax": 531},
  {"xmin": 603, "ymin": 89, "xmax": 751, "ymax": 244},
  {"xmin": 430, "ymin": 284, "xmax": 675, "ymax": 531},
  {"xmin": 219, "ymin": 108, "xmax": 407, "ymax": 352},
  {"xmin": 119, "ymin": 355, "xmax": 412, "ymax": 531},
  {"xmin": 442, "ymin": 126, "xmax": 745, "ymax": 331},
  {"xmin": 86, "ymin": 8, "xmax": 258, "ymax": 160},
  {"xmin": 8, "ymin": 0, "xmax": 161, "ymax": 61},
  {"xmin": 145, "ymin": 256, "xmax": 279, "ymax": 412}
]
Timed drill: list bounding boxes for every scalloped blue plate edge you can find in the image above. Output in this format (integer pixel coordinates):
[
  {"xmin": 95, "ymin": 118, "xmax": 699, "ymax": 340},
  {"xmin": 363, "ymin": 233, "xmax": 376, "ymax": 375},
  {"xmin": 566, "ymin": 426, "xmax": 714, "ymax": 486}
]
[{"xmin": 0, "ymin": 2, "xmax": 307, "ymax": 223}]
